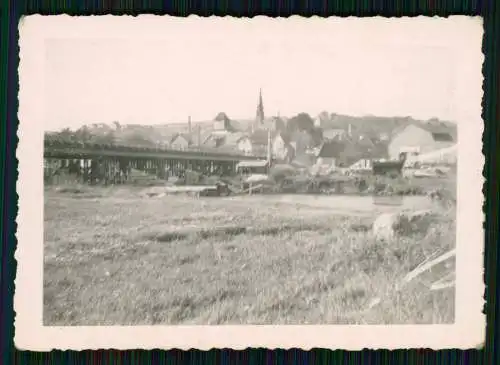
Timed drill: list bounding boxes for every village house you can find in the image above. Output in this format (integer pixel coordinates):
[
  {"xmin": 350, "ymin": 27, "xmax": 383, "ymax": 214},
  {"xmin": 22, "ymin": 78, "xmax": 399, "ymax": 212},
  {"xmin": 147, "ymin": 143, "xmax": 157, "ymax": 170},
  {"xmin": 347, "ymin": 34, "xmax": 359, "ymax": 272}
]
[
  {"xmin": 322, "ymin": 128, "xmax": 348, "ymax": 141},
  {"xmin": 235, "ymin": 135, "xmax": 253, "ymax": 156},
  {"xmin": 199, "ymin": 131, "xmax": 248, "ymax": 154},
  {"xmin": 212, "ymin": 112, "xmax": 235, "ymax": 132},
  {"xmin": 271, "ymin": 132, "xmax": 294, "ymax": 161},
  {"xmin": 169, "ymin": 133, "xmax": 193, "ymax": 150},
  {"xmin": 314, "ymin": 140, "xmax": 344, "ymax": 170},
  {"xmin": 246, "ymin": 129, "xmax": 294, "ymax": 162},
  {"xmin": 388, "ymin": 123, "xmax": 456, "ymax": 161},
  {"xmin": 313, "ymin": 111, "xmax": 331, "ymax": 128},
  {"xmin": 313, "ymin": 135, "xmax": 381, "ymax": 169},
  {"xmin": 201, "ymin": 133, "xmax": 225, "ymax": 149}
]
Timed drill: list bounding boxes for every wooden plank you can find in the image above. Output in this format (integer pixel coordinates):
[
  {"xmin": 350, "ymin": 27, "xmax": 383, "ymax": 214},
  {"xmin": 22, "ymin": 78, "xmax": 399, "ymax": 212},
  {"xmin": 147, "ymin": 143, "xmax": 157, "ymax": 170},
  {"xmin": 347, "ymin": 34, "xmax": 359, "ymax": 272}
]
[{"xmin": 403, "ymin": 249, "xmax": 456, "ymax": 284}]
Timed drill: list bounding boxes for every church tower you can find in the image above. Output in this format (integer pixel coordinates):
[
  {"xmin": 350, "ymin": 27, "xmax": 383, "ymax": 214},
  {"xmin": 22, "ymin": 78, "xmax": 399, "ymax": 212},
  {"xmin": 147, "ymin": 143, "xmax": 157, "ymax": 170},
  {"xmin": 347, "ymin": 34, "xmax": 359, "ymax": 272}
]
[{"xmin": 253, "ymin": 88, "xmax": 265, "ymax": 133}]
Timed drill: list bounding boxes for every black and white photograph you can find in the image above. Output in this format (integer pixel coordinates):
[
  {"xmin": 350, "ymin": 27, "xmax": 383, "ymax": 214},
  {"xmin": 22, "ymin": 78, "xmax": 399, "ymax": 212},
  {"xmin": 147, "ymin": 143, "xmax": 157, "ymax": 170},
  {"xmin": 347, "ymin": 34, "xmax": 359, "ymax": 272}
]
[{"xmin": 15, "ymin": 15, "xmax": 484, "ymax": 350}]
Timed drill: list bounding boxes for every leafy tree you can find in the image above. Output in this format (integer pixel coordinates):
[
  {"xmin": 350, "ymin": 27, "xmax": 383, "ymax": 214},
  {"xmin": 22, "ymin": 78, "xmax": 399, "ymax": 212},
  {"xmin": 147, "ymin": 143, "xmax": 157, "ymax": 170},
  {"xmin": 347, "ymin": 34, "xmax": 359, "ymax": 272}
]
[
  {"xmin": 74, "ymin": 125, "xmax": 92, "ymax": 143},
  {"xmin": 57, "ymin": 128, "xmax": 75, "ymax": 143},
  {"xmin": 123, "ymin": 131, "xmax": 155, "ymax": 147},
  {"xmin": 293, "ymin": 130, "xmax": 314, "ymax": 152},
  {"xmin": 286, "ymin": 113, "xmax": 324, "ymax": 148},
  {"xmin": 91, "ymin": 130, "xmax": 116, "ymax": 145},
  {"xmin": 286, "ymin": 113, "xmax": 315, "ymax": 134},
  {"xmin": 310, "ymin": 127, "xmax": 323, "ymax": 147}
]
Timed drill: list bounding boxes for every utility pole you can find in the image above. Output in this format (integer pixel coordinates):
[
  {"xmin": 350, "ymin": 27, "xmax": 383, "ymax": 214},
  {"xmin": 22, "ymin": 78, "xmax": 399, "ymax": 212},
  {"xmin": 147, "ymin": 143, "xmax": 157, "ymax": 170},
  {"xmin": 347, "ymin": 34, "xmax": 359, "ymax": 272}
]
[
  {"xmin": 267, "ymin": 128, "xmax": 272, "ymax": 165},
  {"xmin": 196, "ymin": 125, "xmax": 201, "ymax": 148}
]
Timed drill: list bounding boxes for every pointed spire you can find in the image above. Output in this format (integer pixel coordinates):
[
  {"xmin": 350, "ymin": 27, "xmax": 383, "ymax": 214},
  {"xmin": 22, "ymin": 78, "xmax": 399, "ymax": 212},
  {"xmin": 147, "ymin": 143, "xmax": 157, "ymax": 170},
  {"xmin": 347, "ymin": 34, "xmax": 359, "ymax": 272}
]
[{"xmin": 256, "ymin": 88, "xmax": 265, "ymax": 126}]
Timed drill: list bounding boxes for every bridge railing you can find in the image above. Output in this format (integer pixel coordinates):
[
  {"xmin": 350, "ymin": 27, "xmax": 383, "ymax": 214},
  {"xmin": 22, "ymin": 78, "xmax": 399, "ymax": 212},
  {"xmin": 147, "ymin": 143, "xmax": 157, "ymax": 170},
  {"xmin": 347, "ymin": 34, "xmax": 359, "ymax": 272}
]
[{"xmin": 43, "ymin": 140, "xmax": 266, "ymax": 159}]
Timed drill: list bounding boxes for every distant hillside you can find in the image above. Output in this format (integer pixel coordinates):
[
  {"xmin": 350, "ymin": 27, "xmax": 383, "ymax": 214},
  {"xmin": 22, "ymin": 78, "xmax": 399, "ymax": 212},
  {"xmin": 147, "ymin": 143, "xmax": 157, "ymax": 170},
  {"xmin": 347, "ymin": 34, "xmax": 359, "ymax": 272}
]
[
  {"xmin": 46, "ymin": 113, "xmax": 457, "ymax": 148},
  {"xmin": 318, "ymin": 114, "xmax": 457, "ymax": 140}
]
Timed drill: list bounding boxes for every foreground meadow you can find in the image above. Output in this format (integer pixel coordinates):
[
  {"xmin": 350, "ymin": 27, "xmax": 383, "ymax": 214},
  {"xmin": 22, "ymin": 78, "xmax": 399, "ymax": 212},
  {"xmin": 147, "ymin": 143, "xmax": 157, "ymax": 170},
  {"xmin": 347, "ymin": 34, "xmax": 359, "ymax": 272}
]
[{"xmin": 44, "ymin": 186, "xmax": 455, "ymax": 325}]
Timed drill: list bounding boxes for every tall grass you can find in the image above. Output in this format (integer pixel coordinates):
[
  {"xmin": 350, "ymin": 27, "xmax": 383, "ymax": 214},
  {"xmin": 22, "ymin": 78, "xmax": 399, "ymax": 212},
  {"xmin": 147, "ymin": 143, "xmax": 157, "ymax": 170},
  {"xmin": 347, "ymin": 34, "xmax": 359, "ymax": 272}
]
[{"xmin": 43, "ymin": 188, "xmax": 455, "ymax": 325}]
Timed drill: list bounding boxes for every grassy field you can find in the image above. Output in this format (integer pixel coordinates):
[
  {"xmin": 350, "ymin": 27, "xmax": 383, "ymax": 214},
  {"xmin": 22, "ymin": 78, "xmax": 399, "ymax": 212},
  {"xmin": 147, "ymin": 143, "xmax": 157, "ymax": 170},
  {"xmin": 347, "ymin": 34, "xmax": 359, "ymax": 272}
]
[{"xmin": 44, "ymin": 186, "xmax": 455, "ymax": 325}]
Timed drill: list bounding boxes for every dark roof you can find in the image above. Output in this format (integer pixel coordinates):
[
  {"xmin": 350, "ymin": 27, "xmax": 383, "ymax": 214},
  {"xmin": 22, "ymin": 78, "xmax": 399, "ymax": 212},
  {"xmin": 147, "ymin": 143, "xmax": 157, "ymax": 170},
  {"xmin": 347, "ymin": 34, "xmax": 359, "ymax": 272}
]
[
  {"xmin": 249, "ymin": 129, "xmax": 268, "ymax": 145},
  {"xmin": 431, "ymin": 132, "xmax": 454, "ymax": 142},
  {"xmin": 202, "ymin": 133, "xmax": 226, "ymax": 148},
  {"xmin": 212, "ymin": 112, "xmax": 240, "ymax": 133},
  {"xmin": 214, "ymin": 112, "xmax": 230, "ymax": 122},
  {"xmin": 419, "ymin": 123, "xmax": 454, "ymax": 135},
  {"xmin": 317, "ymin": 140, "xmax": 345, "ymax": 158},
  {"xmin": 357, "ymin": 135, "xmax": 376, "ymax": 147},
  {"xmin": 390, "ymin": 121, "xmax": 456, "ymax": 143},
  {"xmin": 170, "ymin": 133, "xmax": 193, "ymax": 144}
]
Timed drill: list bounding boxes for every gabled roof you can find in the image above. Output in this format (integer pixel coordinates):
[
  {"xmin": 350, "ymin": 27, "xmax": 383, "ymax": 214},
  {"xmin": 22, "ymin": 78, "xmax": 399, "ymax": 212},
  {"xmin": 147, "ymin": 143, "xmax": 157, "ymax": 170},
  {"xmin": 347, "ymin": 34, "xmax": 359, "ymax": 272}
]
[
  {"xmin": 357, "ymin": 135, "xmax": 376, "ymax": 147},
  {"xmin": 201, "ymin": 132, "xmax": 225, "ymax": 147},
  {"xmin": 317, "ymin": 140, "xmax": 345, "ymax": 158},
  {"xmin": 420, "ymin": 123, "xmax": 454, "ymax": 136},
  {"xmin": 202, "ymin": 131, "xmax": 249, "ymax": 149},
  {"xmin": 430, "ymin": 132, "xmax": 454, "ymax": 142},
  {"xmin": 214, "ymin": 112, "xmax": 230, "ymax": 122},
  {"xmin": 213, "ymin": 112, "xmax": 239, "ymax": 132},
  {"xmin": 391, "ymin": 120, "xmax": 456, "ymax": 142},
  {"xmin": 170, "ymin": 133, "xmax": 193, "ymax": 144}
]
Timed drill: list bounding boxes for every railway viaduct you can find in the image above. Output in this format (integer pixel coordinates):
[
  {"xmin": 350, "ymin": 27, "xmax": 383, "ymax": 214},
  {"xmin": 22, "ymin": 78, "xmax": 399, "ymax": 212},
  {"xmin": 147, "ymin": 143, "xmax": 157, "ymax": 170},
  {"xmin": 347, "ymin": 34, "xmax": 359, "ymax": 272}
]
[{"xmin": 44, "ymin": 141, "xmax": 266, "ymax": 184}]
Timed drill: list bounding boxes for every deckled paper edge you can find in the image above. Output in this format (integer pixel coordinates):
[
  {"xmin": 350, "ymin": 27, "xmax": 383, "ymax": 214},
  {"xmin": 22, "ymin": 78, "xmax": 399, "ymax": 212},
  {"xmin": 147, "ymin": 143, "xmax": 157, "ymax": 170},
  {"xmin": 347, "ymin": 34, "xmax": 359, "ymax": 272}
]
[{"xmin": 14, "ymin": 14, "xmax": 486, "ymax": 351}]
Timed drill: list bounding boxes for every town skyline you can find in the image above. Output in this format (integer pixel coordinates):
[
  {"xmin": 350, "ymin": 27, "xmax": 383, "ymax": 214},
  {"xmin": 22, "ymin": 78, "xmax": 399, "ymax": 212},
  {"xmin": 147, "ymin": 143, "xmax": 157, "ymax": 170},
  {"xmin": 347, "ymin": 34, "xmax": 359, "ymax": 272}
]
[
  {"xmin": 44, "ymin": 86, "xmax": 458, "ymax": 133},
  {"xmin": 46, "ymin": 110, "xmax": 457, "ymax": 133}
]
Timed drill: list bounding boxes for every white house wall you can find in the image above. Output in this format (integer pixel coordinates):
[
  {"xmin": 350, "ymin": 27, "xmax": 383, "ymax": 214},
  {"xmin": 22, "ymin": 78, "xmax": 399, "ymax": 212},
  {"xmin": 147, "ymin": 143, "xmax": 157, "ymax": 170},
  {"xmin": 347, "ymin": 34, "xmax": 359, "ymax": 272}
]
[
  {"xmin": 237, "ymin": 138, "xmax": 253, "ymax": 155},
  {"xmin": 272, "ymin": 136, "xmax": 284, "ymax": 160},
  {"xmin": 170, "ymin": 137, "xmax": 190, "ymax": 150},
  {"xmin": 388, "ymin": 125, "xmax": 454, "ymax": 160}
]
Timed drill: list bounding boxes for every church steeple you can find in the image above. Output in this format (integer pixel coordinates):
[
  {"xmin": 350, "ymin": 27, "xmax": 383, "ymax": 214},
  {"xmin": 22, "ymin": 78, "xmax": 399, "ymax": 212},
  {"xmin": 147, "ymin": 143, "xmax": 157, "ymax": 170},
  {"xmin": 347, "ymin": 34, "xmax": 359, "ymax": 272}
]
[{"xmin": 254, "ymin": 88, "xmax": 265, "ymax": 133}]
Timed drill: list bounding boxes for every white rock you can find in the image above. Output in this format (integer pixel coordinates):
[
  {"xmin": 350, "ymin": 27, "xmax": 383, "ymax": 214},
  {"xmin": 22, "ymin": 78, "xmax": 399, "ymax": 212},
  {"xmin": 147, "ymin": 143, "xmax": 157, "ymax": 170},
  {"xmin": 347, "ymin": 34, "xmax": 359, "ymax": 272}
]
[
  {"xmin": 373, "ymin": 213, "xmax": 398, "ymax": 241},
  {"xmin": 373, "ymin": 209, "xmax": 436, "ymax": 241}
]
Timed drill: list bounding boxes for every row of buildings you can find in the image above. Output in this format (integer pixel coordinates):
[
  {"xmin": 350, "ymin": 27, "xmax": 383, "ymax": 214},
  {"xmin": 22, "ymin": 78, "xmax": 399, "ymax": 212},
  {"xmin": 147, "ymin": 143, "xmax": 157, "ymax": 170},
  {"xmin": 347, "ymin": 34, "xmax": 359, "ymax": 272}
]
[
  {"xmin": 167, "ymin": 90, "xmax": 457, "ymax": 168},
  {"xmin": 168, "ymin": 90, "xmax": 297, "ymax": 161}
]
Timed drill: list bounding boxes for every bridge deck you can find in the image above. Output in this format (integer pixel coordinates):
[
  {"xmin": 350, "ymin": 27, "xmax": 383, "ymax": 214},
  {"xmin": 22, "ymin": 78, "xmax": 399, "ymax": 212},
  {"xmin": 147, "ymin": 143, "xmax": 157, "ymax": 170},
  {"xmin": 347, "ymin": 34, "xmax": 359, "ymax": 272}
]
[{"xmin": 44, "ymin": 143, "xmax": 265, "ymax": 162}]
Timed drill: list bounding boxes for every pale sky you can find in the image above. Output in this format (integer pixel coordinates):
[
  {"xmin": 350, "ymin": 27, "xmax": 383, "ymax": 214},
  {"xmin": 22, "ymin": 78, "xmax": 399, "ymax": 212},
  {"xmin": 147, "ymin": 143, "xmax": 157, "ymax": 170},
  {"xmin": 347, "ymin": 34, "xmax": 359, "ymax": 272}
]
[{"xmin": 40, "ymin": 16, "xmax": 483, "ymax": 130}]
